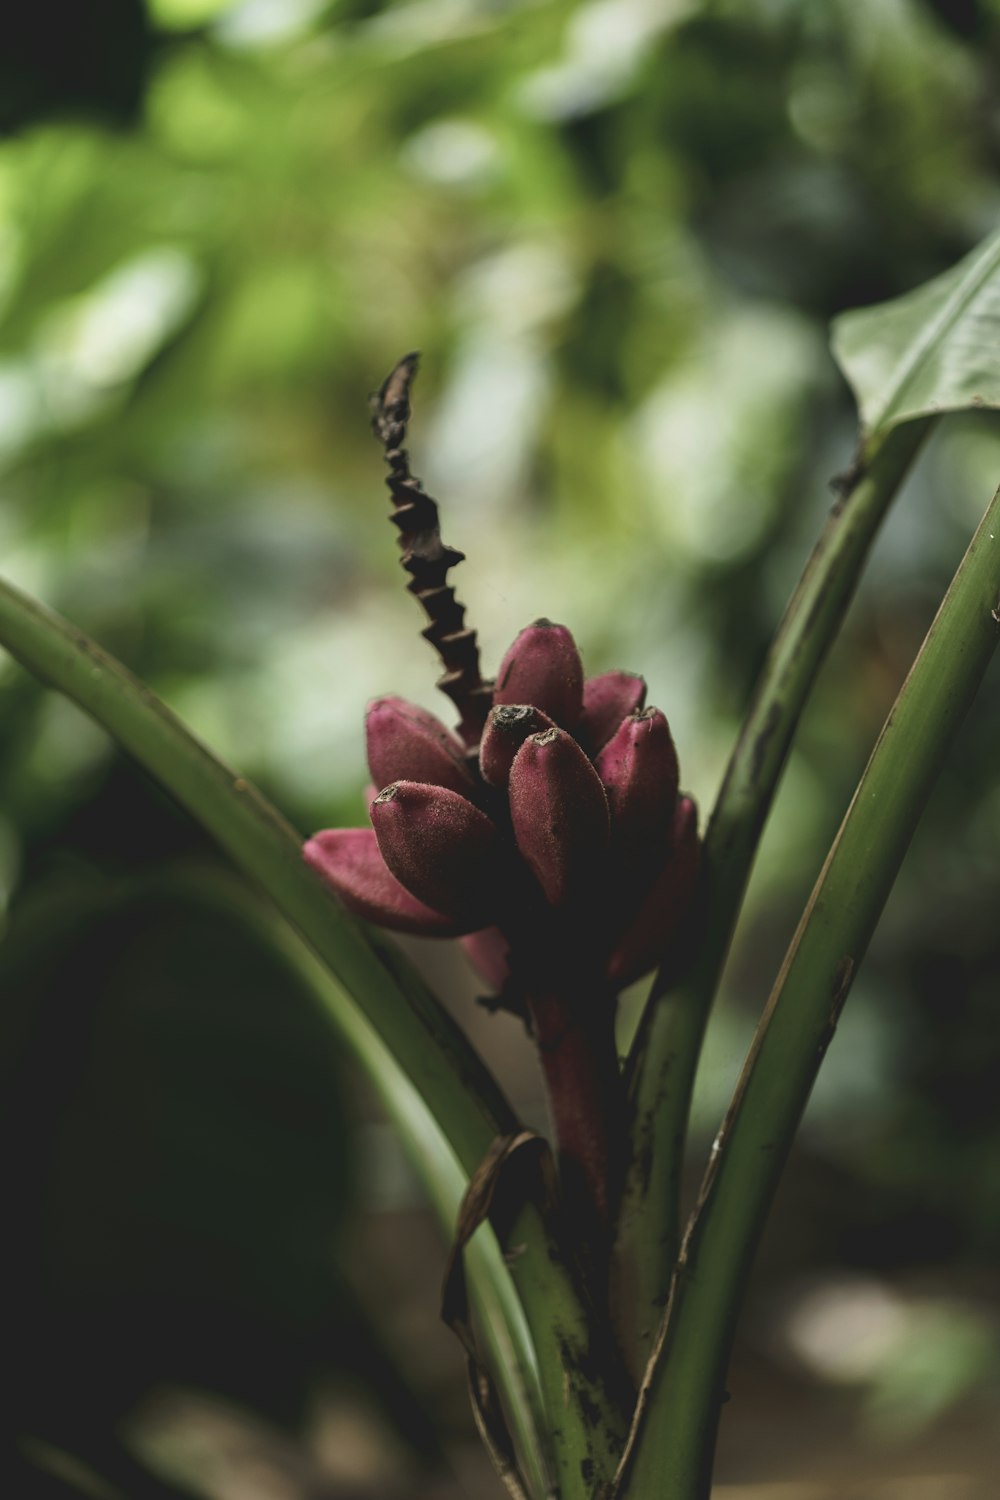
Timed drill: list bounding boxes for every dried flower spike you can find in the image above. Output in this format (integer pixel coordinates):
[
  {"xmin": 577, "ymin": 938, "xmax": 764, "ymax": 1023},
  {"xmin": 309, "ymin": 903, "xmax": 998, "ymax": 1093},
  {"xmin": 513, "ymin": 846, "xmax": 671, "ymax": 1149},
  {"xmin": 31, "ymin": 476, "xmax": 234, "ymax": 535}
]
[{"xmin": 371, "ymin": 353, "xmax": 491, "ymax": 744}]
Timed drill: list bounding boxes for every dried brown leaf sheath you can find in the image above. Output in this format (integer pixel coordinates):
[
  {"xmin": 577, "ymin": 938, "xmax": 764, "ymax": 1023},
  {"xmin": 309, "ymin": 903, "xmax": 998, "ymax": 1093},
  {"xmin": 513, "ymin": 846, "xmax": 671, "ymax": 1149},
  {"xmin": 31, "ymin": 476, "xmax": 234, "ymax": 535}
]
[{"xmin": 371, "ymin": 353, "xmax": 492, "ymax": 745}]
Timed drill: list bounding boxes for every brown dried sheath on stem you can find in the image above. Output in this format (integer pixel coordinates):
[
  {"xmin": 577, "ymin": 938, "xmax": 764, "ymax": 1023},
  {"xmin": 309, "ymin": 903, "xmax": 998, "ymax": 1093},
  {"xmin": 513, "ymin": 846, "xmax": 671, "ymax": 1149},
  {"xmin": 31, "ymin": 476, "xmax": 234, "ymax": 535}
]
[{"xmin": 371, "ymin": 353, "xmax": 492, "ymax": 745}]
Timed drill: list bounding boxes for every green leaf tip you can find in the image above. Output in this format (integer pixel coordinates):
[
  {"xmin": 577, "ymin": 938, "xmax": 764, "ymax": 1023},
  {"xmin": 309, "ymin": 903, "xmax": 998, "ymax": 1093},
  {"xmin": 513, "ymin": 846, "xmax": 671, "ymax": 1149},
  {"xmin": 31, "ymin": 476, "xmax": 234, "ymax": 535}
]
[{"xmin": 832, "ymin": 222, "xmax": 1000, "ymax": 451}]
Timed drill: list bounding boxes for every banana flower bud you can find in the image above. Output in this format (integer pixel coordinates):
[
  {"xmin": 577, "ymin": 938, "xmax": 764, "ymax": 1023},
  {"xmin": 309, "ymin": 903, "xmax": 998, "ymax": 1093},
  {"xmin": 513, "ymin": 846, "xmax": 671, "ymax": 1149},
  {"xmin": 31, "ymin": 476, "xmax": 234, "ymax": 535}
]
[
  {"xmin": 508, "ymin": 726, "xmax": 609, "ymax": 908},
  {"xmin": 579, "ymin": 670, "xmax": 647, "ymax": 752},
  {"xmin": 493, "ymin": 619, "xmax": 584, "ymax": 728},
  {"xmin": 479, "ymin": 703, "xmax": 556, "ymax": 787},
  {"xmin": 366, "ymin": 696, "xmax": 474, "ymax": 797},
  {"xmin": 596, "ymin": 706, "xmax": 679, "ymax": 870},
  {"xmin": 607, "ymin": 796, "xmax": 700, "ymax": 987},
  {"xmin": 371, "ymin": 780, "xmax": 500, "ymax": 923}
]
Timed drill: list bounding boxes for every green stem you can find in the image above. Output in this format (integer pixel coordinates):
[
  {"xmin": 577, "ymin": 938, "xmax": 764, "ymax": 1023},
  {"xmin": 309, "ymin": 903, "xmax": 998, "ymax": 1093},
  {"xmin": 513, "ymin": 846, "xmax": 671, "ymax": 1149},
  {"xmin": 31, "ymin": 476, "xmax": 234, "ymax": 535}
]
[
  {"xmin": 617, "ymin": 478, "xmax": 1000, "ymax": 1499},
  {"xmin": 0, "ymin": 576, "xmax": 625, "ymax": 1500},
  {"xmin": 615, "ymin": 419, "xmax": 931, "ymax": 1371}
]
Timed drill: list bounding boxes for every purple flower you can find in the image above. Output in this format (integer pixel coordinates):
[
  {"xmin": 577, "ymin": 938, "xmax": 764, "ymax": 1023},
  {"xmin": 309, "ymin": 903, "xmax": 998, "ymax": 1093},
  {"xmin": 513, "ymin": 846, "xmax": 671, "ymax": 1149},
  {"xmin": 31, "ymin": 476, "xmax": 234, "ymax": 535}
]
[
  {"xmin": 508, "ymin": 725, "xmax": 609, "ymax": 909},
  {"xmin": 305, "ymin": 617, "xmax": 699, "ymax": 992},
  {"xmin": 312, "ymin": 353, "xmax": 702, "ymax": 1243}
]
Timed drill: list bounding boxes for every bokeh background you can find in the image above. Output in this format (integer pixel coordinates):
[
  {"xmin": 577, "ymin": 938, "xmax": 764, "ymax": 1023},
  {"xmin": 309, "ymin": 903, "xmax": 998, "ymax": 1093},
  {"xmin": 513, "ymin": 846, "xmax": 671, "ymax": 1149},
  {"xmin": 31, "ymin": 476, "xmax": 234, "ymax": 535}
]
[{"xmin": 1, "ymin": 0, "xmax": 1000, "ymax": 1495}]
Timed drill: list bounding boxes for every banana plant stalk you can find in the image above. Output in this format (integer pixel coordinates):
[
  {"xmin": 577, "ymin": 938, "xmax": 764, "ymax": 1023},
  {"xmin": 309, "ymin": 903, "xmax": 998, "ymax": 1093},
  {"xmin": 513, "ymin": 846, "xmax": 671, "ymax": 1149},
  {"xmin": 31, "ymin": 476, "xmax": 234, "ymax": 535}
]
[{"xmin": 616, "ymin": 418, "xmax": 931, "ymax": 1364}]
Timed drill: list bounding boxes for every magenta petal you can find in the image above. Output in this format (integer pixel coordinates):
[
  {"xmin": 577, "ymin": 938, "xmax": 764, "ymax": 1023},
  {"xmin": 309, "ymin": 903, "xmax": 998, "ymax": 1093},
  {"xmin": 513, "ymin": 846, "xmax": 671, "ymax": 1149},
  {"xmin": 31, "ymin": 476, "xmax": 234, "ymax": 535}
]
[
  {"xmin": 460, "ymin": 927, "xmax": 512, "ymax": 991},
  {"xmin": 371, "ymin": 781, "xmax": 500, "ymax": 922},
  {"xmin": 579, "ymin": 670, "xmax": 647, "ymax": 751},
  {"xmin": 607, "ymin": 797, "xmax": 700, "ymax": 987},
  {"xmin": 479, "ymin": 703, "xmax": 557, "ymax": 787},
  {"xmin": 508, "ymin": 726, "xmax": 609, "ymax": 907},
  {"xmin": 366, "ymin": 696, "xmax": 474, "ymax": 797},
  {"xmin": 596, "ymin": 707, "xmax": 679, "ymax": 870},
  {"xmin": 303, "ymin": 828, "xmax": 467, "ymax": 935},
  {"xmin": 493, "ymin": 619, "xmax": 584, "ymax": 728}
]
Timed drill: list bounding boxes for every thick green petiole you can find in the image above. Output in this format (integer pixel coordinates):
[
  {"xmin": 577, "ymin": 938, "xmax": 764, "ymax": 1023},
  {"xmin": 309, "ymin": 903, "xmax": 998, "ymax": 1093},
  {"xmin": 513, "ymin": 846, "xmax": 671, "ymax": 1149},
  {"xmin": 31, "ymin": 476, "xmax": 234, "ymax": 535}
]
[
  {"xmin": 617, "ymin": 477, "xmax": 1000, "ymax": 1498},
  {"xmin": 0, "ymin": 577, "xmax": 517, "ymax": 1161},
  {"xmin": 616, "ymin": 419, "xmax": 931, "ymax": 1372}
]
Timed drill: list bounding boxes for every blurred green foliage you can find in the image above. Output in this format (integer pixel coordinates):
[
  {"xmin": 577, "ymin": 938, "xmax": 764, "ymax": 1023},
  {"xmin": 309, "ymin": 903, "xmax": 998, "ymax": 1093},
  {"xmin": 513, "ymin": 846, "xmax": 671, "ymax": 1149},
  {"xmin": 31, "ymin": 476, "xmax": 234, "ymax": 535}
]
[{"xmin": 2, "ymin": 0, "xmax": 1000, "ymax": 1490}]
